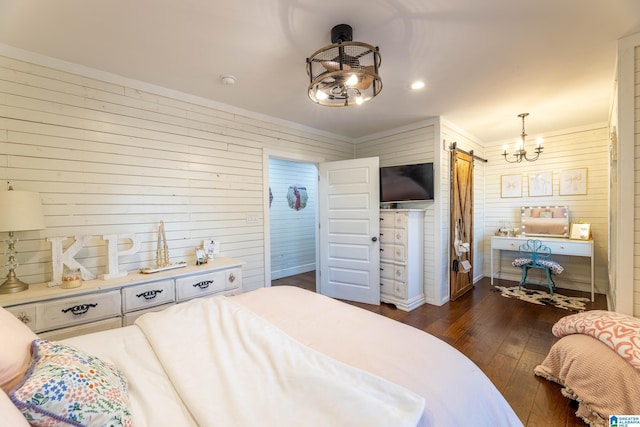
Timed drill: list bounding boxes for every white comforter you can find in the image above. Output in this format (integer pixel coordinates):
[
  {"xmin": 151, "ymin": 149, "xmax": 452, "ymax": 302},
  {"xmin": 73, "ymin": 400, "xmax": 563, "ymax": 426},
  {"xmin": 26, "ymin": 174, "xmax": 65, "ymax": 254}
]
[
  {"xmin": 63, "ymin": 287, "xmax": 523, "ymax": 426},
  {"xmin": 133, "ymin": 297, "xmax": 425, "ymax": 427}
]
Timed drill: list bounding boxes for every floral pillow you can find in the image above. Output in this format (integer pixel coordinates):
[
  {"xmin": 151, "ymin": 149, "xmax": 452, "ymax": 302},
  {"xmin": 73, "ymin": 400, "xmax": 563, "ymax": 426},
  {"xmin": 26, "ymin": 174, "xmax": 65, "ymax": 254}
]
[
  {"xmin": 9, "ymin": 339, "xmax": 132, "ymax": 427},
  {"xmin": 552, "ymin": 310, "xmax": 640, "ymax": 370}
]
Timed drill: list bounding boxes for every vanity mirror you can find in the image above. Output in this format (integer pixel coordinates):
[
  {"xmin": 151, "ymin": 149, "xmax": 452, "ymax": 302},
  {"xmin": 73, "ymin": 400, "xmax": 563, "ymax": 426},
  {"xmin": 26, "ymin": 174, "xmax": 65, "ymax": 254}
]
[{"xmin": 520, "ymin": 206, "xmax": 569, "ymax": 238}]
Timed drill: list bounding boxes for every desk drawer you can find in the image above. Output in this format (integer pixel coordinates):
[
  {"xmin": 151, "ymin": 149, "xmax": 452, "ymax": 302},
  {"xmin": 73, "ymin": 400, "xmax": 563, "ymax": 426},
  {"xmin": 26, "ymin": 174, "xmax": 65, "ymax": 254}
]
[
  {"xmin": 35, "ymin": 290, "xmax": 121, "ymax": 332},
  {"xmin": 491, "ymin": 237, "xmax": 524, "ymax": 251},
  {"xmin": 176, "ymin": 270, "xmax": 226, "ymax": 301},
  {"xmin": 545, "ymin": 240, "xmax": 592, "ymax": 256},
  {"xmin": 122, "ymin": 279, "xmax": 175, "ymax": 312}
]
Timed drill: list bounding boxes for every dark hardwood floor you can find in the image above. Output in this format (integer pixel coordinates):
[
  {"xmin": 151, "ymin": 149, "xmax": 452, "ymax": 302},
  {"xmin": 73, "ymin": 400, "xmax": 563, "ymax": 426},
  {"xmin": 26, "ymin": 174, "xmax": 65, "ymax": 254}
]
[{"xmin": 272, "ymin": 271, "xmax": 608, "ymax": 427}]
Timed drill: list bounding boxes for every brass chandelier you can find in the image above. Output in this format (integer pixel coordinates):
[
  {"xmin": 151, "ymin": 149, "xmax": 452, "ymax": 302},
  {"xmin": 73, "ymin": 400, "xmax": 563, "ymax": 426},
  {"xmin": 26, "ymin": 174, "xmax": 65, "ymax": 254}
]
[
  {"xmin": 306, "ymin": 24, "xmax": 382, "ymax": 107},
  {"xmin": 502, "ymin": 113, "xmax": 544, "ymax": 163}
]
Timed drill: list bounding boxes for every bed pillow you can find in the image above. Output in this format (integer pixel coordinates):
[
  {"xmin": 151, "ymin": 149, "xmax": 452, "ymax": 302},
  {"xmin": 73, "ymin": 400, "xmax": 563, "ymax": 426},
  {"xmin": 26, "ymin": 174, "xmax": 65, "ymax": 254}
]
[
  {"xmin": 0, "ymin": 306, "xmax": 38, "ymax": 393},
  {"xmin": 552, "ymin": 310, "xmax": 640, "ymax": 370},
  {"xmin": 535, "ymin": 334, "xmax": 640, "ymax": 425},
  {"xmin": 10, "ymin": 339, "xmax": 132, "ymax": 427},
  {"xmin": 0, "ymin": 387, "xmax": 29, "ymax": 427}
]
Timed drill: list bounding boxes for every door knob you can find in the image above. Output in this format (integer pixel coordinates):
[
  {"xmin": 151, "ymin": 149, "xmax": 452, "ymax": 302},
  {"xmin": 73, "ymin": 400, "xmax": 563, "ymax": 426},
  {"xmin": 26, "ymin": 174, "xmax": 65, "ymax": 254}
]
[{"xmin": 371, "ymin": 236, "xmax": 378, "ymax": 242}]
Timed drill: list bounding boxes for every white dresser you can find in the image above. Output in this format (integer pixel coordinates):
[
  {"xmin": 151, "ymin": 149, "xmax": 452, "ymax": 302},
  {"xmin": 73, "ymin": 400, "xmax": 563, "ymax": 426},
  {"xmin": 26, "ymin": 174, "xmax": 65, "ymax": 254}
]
[
  {"xmin": 379, "ymin": 209, "xmax": 425, "ymax": 311},
  {"xmin": 0, "ymin": 257, "xmax": 244, "ymax": 340}
]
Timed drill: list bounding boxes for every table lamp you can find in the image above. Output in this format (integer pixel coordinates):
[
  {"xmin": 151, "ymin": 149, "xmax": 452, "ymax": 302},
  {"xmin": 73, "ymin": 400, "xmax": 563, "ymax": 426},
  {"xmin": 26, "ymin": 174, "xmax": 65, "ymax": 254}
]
[{"xmin": 0, "ymin": 188, "xmax": 45, "ymax": 294}]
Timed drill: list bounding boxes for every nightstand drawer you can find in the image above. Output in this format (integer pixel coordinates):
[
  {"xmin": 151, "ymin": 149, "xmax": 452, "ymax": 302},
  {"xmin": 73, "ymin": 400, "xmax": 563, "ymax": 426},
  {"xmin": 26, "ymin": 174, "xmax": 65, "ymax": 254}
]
[
  {"xmin": 35, "ymin": 290, "xmax": 121, "ymax": 332},
  {"xmin": 5, "ymin": 304, "xmax": 37, "ymax": 332},
  {"xmin": 176, "ymin": 270, "xmax": 226, "ymax": 301},
  {"xmin": 122, "ymin": 279, "xmax": 175, "ymax": 312}
]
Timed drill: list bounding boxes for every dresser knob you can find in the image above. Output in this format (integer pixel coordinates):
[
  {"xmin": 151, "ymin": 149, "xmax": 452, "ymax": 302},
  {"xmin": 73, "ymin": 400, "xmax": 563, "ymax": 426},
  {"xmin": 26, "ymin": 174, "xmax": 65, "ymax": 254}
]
[
  {"xmin": 228, "ymin": 273, "xmax": 236, "ymax": 283},
  {"xmin": 17, "ymin": 312, "xmax": 31, "ymax": 324}
]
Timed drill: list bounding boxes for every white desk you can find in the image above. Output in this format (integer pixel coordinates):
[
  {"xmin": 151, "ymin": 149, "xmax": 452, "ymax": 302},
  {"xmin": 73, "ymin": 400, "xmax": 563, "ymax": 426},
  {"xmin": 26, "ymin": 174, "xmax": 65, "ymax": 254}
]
[{"xmin": 490, "ymin": 236, "xmax": 595, "ymax": 301}]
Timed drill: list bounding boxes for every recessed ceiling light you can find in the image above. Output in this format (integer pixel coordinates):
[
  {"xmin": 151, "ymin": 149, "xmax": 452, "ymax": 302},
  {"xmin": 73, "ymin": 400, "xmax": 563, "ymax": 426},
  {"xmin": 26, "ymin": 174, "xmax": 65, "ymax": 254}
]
[
  {"xmin": 410, "ymin": 81, "xmax": 425, "ymax": 90},
  {"xmin": 220, "ymin": 75, "xmax": 237, "ymax": 85}
]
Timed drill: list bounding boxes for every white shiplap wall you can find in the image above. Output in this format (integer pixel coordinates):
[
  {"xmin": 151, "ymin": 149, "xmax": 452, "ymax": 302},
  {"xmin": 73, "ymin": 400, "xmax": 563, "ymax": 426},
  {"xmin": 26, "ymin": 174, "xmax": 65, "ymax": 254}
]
[
  {"xmin": 482, "ymin": 125, "xmax": 610, "ymax": 294},
  {"xmin": 355, "ymin": 120, "xmax": 439, "ymax": 303},
  {"xmin": 268, "ymin": 158, "xmax": 317, "ymax": 279},
  {"xmin": 0, "ymin": 53, "xmax": 353, "ymax": 291}
]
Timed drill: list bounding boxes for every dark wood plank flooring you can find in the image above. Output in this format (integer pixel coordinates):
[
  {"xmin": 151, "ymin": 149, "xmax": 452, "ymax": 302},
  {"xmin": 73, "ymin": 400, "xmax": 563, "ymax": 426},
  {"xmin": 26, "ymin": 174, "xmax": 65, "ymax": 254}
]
[{"xmin": 272, "ymin": 271, "xmax": 608, "ymax": 426}]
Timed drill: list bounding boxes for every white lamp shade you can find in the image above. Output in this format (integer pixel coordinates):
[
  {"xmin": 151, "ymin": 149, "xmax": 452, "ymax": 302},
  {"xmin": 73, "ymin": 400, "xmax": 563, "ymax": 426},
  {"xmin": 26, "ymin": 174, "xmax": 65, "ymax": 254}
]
[{"xmin": 0, "ymin": 191, "xmax": 45, "ymax": 232}]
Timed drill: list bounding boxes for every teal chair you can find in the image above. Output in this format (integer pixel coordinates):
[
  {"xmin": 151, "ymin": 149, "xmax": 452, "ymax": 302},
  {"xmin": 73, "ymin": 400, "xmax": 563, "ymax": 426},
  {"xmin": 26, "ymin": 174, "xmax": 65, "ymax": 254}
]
[{"xmin": 511, "ymin": 239, "xmax": 564, "ymax": 295}]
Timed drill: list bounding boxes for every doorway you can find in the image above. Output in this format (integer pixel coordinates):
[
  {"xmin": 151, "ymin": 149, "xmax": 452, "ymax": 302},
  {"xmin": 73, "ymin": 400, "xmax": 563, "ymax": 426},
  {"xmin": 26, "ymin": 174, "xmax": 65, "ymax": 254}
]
[{"xmin": 268, "ymin": 158, "xmax": 318, "ymax": 282}]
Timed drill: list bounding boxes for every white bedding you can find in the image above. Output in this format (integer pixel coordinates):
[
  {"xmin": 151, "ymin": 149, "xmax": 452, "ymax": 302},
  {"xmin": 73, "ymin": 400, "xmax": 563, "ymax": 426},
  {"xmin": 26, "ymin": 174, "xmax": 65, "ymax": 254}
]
[{"xmin": 64, "ymin": 286, "xmax": 523, "ymax": 427}]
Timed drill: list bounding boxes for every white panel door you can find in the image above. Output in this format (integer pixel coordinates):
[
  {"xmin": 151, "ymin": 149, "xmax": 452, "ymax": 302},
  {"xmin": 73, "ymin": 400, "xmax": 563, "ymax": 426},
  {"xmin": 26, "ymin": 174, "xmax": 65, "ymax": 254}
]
[{"xmin": 319, "ymin": 157, "xmax": 380, "ymax": 304}]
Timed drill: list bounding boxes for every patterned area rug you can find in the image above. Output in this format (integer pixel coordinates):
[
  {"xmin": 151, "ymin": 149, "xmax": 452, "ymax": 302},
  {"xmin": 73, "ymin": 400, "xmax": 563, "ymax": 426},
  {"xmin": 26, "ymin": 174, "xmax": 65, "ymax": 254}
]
[{"xmin": 493, "ymin": 286, "xmax": 590, "ymax": 312}]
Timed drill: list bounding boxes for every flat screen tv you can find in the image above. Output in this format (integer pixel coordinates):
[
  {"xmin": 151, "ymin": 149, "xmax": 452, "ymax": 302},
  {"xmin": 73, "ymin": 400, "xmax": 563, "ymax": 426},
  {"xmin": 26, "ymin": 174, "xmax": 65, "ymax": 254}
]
[{"xmin": 380, "ymin": 162, "xmax": 434, "ymax": 203}]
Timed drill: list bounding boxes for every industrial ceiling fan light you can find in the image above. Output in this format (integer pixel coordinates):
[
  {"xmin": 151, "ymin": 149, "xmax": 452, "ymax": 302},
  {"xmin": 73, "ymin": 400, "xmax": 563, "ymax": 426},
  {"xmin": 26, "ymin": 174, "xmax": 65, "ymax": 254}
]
[{"xmin": 306, "ymin": 24, "xmax": 382, "ymax": 107}]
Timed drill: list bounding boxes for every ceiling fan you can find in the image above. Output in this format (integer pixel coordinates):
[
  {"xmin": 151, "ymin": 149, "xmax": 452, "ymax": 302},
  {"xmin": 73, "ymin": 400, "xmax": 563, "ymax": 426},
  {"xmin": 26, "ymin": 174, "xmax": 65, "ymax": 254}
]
[{"xmin": 306, "ymin": 24, "xmax": 382, "ymax": 106}]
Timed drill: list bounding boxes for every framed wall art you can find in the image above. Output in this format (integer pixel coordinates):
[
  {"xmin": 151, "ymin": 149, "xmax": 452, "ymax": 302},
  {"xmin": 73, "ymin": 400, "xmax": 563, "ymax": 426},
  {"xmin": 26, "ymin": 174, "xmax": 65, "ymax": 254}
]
[
  {"xmin": 560, "ymin": 168, "xmax": 588, "ymax": 195},
  {"xmin": 528, "ymin": 172, "xmax": 552, "ymax": 197},
  {"xmin": 570, "ymin": 223, "xmax": 591, "ymax": 240},
  {"xmin": 501, "ymin": 174, "xmax": 522, "ymax": 198}
]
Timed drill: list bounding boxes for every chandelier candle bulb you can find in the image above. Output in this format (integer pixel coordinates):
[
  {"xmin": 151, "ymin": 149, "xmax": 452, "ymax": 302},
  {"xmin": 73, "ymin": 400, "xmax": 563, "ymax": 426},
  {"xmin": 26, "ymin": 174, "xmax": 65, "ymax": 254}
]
[{"xmin": 503, "ymin": 113, "xmax": 544, "ymax": 163}]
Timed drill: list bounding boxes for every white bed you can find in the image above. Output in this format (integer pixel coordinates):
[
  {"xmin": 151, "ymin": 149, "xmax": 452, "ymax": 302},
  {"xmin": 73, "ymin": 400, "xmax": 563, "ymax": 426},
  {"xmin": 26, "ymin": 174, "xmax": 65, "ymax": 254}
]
[{"xmin": 4, "ymin": 286, "xmax": 523, "ymax": 426}]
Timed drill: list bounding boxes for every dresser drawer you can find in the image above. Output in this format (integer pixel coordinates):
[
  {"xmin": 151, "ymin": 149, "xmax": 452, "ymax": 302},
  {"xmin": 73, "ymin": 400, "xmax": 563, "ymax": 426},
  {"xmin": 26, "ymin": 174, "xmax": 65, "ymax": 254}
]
[
  {"xmin": 35, "ymin": 290, "xmax": 121, "ymax": 332},
  {"xmin": 380, "ymin": 278, "xmax": 394, "ymax": 297},
  {"xmin": 40, "ymin": 317, "xmax": 122, "ymax": 340},
  {"xmin": 5, "ymin": 304, "xmax": 37, "ymax": 332},
  {"xmin": 393, "ymin": 281, "xmax": 407, "ymax": 299},
  {"xmin": 176, "ymin": 270, "xmax": 226, "ymax": 301},
  {"xmin": 392, "ymin": 212, "xmax": 407, "ymax": 229},
  {"xmin": 225, "ymin": 268, "xmax": 241, "ymax": 290},
  {"xmin": 380, "ymin": 278, "xmax": 406, "ymax": 299},
  {"xmin": 381, "ymin": 244, "xmax": 406, "ymax": 263},
  {"xmin": 379, "ymin": 211, "xmax": 395, "ymax": 225},
  {"xmin": 380, "ymin": 228, "xmax": 407, "ymax": 246},
  {"xmin": 123, "ymin": 303, "xmax": 174, "ymax": 326},
  {"xmin": 380, "ymin": 262, "xmax": 406, "ymax": 282},
  {"xmin": 122, "ymin": 279, "xmax": 175, "ymax": 312}
]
